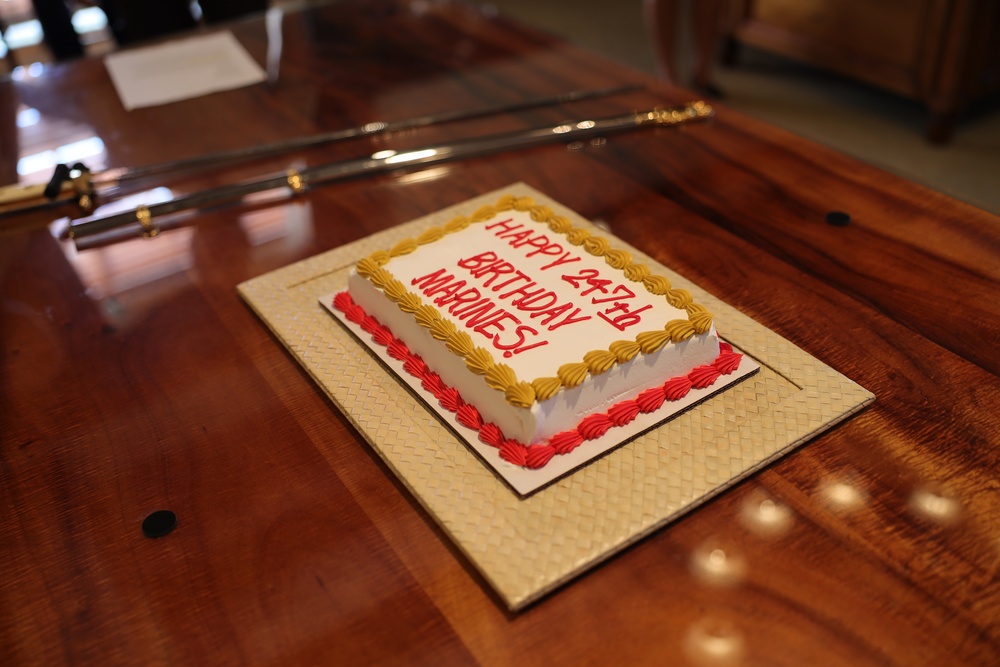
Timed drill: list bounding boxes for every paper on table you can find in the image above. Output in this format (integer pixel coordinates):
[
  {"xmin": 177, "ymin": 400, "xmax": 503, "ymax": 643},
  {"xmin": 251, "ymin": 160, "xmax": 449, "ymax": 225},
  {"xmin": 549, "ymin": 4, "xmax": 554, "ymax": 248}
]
[{"xmin": 105, "ymin": 32, "xmax": 266, "ymax": 111}]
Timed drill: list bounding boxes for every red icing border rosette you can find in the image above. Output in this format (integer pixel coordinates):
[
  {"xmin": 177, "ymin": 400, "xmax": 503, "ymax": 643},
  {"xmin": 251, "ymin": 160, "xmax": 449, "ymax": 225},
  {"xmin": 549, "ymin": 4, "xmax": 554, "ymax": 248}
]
[{"xmin": 333, "ymin": 292, "xmax": 742, "ymax": 469}]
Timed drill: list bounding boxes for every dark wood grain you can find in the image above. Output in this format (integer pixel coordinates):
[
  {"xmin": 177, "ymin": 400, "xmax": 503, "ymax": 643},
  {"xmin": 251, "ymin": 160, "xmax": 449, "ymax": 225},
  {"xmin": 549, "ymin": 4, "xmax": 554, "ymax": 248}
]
[{"xmin": 2, "ymin": 1, "xmax": 998, "ymax": 665}]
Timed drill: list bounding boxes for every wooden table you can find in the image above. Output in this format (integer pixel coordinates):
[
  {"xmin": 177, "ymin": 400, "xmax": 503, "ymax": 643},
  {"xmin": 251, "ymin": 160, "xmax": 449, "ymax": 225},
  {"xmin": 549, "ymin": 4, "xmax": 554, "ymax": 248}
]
[{"xmin": 2, "ymin": 1, "xmax": 998, "ymax": 664}]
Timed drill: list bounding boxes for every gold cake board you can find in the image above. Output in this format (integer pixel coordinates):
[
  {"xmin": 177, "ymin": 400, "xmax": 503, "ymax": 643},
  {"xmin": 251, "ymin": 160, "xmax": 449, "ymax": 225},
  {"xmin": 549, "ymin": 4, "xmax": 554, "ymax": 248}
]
[{"xmin": 238, "ymin": 184, "xmax": 874, "ymax": 610}]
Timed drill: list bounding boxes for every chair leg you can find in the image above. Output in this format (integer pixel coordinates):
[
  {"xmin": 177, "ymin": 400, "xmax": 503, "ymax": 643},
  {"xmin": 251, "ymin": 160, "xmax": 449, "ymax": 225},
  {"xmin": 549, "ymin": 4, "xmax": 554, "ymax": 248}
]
[
  {"xmin": 691, "ymin": 0, "xmax": 723, "ymax": 91},
  {"xmin": 643, "ymin": 0, "xmax": 680, "ymax": 84},
  {"xmin": 644, "ymin": 0, "xmax": 724, "ymax": 91}
]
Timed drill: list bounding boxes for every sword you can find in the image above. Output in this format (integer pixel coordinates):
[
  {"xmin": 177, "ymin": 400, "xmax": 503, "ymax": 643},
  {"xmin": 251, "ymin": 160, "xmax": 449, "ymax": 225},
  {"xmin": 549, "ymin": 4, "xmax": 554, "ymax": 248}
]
[
  {"xmin": 67, "ymin": 101, "xmax": 714, "ymax": 245},
  {"xmin": 1, "ymin": 84, "xmax": 642, "ymax": 217}
]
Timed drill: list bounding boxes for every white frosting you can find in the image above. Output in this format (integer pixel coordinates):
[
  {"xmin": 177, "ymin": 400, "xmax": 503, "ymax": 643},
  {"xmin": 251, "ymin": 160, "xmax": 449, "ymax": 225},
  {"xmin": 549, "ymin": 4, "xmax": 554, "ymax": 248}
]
[{"xmin": 349, "ymin": 209, "xmax": 720, "ymax": 443}]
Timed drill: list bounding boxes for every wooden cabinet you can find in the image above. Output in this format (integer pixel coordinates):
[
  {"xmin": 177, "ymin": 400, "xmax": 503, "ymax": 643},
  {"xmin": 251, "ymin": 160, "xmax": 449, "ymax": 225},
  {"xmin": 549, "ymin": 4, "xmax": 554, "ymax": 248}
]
[{"xmin": 721, "ymin": 0, "xmax": 1000, "ymax": 141}]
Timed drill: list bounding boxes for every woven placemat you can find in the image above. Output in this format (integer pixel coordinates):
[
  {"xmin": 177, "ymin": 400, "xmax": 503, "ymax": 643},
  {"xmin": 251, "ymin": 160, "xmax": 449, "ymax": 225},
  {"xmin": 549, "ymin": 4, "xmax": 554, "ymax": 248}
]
[{"xmin": 238, "ymin": 184, "xmax": 874, "ymax": 610}]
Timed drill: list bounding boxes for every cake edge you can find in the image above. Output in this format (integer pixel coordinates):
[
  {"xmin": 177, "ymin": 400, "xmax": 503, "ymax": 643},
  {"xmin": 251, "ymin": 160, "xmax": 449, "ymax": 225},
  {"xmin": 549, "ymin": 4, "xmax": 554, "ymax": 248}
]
[
  {"xmin": 352, "ymin": 194, "xmax": 718, "ymax": 413},
  {"xmin": 333, "ymin": 291, "xmax": 743, "ymax": 469}
]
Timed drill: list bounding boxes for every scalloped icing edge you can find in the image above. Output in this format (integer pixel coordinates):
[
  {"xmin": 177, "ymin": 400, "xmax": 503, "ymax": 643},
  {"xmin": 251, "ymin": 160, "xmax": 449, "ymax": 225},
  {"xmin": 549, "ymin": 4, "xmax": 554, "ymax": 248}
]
[{"xmin": 354, "ymin": 194, "xmax": 716, "ymax": 408}]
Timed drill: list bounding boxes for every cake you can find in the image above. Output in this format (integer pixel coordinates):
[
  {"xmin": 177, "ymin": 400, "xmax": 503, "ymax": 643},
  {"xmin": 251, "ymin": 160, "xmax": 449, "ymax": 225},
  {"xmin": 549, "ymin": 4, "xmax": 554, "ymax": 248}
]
[{"xmin": 331, "ymin": 194, "xmax": 742, "ymax": 469}]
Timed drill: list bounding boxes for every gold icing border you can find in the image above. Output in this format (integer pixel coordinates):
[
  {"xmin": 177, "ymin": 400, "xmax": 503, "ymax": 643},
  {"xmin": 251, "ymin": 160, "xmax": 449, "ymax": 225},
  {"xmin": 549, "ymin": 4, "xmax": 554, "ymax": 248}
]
[{"xmin": 355, "ymin": 194, "xmax": 714, "ymax": 408}]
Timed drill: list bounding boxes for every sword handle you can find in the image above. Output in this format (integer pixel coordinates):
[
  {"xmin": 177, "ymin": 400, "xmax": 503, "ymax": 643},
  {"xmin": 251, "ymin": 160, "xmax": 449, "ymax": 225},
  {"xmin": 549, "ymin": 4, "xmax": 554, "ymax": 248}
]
[
  {"xmin": 0, "ymin": 182, "xmax": 52, "ymax": 206},
  {"xmin": 0, "ymin": 164, "xmax": 96, "ymax": 216}
]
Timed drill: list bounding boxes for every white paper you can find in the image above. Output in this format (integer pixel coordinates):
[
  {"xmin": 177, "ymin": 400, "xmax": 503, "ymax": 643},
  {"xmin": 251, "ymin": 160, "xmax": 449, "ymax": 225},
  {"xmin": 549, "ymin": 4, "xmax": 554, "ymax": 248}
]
[{"xmin": 105, "ymin": 32, "xmax": 266, "ymax": 110}]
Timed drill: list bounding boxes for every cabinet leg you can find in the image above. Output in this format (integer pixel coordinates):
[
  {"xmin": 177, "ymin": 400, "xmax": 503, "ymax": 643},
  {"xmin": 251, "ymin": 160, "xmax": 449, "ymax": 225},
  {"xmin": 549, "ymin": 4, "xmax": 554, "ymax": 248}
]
[
  {"xmin": 926, "ymin": 111, "xmax": 955, "ymax": 144},
  {"xmin": 721, "ymin": 37, "xmax": 741, "ymax": 66}
]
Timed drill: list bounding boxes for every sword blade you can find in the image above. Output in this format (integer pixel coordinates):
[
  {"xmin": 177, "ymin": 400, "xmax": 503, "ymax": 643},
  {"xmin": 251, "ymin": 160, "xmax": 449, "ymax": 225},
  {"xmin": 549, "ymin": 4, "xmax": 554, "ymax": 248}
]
[
  {"xmin": 68, "ymin": 102, "xmax": 713, "ymax": 243},
  {"xmin": 113, "ymin": 84, "xmax": 644, "ymax": 183}
]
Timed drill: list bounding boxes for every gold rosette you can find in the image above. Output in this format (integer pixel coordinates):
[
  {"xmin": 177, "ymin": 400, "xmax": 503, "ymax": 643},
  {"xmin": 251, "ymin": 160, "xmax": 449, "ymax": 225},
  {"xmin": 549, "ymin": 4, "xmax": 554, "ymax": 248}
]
[
  {"xmin": 446, "ymin": 330, "xmax": 474, "ymax": 356},
  {"xmin": 529, "ymin": 205, "xmax": 552, "ymax": 222},
  {"xmin": 609, "ymin": 339, "xmax": 641, "ymax": 362},
  {"xmin": 531, "ymin": 376, "xmax": 562, "ymax": 402},
  {"xmin": 465, "ymin": 347, "xmax": 494, "ymax": 375},
  {"xmin": 414, "ymin": 305, "xmax": 439, "ymax": 329},
  {"xmin": 513, "ymin": 196, "xmax": 533, "ymax": 211},
  {"xmin": 557, "ymin": 362, "xmax": 589, "ymax": 388},
  {"xmin": 604, "ymin": 248, "xmax": 632, "ymax": 269},
  {"xmin": 505, "ymin": 381, "xmax": 536, "ymax": 408},
  {"xmin": 443, "ymin": 215, "xmax": 470, "ymax": 232},
  {"xmin": 382, "ymin": 279, "xmax": 408, "ymax": 302},
  {"xmin": 666, "ymin": 288, "xmax": 693, "ymax": 309},
  {"xmin": 636, "ymin": 329, "xmax": 672, "ymax": 353},
  {"xmin": 688, "ymin": 307, "xmax": 714, "ymax": 334},
  {"xmin": 429, "ymin": 318, "xmax": 457, "ymax": 341},
  {"xmin": 388, "ymin": 238, "xmax": 418, "ymax": 257},
  {"xmin": 485, "ymin": 363, "xmax": 518, "ymax": 391},
  {"xmin": 566, "ymin": 228, "xmax": 590, "ymax": 246},
  {"xmin": 546, "ymin": 215, "xmax": 572, "ymax": 233},
  {"xmin": 396, "ymin": 292, "xmax": 423, "ymax": 313},
  {"xmin": 417, "ymin": 226, "xmax": 444, "ymax": 245},
  {"xmin": 664, "ymin": 319, "xmax": 696, "ymax": 341},
  {"xmin": 355, "ymin": 257, "xmax": 381, "ymax": 278},
  {"xmin": 623, "ymin": 262, "xmax": 650, "ymax": 282},
  {"xmin": 583, "ymin": 349, "xmax": 617, "ymax": 375},
  {"xmin": 368, "ymin": 268, "xmax": 393, "ymax": 288},
  {"xmin": 367, "ymin": 250, "xmax": 391, "ymax": 266},
  {"xmin": 494, "ymin": 194, "xmax": 516, "ymax": 210},
  {"xmin": 472, "ymin": 204, "xmax": 498, "ymax": 220},
  {"xmin": 583, "ymin": 236, "xmax": 610, "ymax": 257},
  {"xmin": 643, "ymin": 275, "xmax": 672, "ymax": 295}
]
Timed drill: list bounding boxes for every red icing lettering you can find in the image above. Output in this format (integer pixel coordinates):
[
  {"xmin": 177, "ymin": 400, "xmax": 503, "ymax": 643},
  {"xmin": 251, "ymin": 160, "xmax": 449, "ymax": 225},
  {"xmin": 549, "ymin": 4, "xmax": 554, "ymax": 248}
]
[
  {"xmin": 547, "ymin": 307, "xmax": 591, "ymax": 331},
  {"xmin": 425, "ymin": 278, "xmax": 467, "ymax": 299},
  {"xmin": 412, "ymin": 268, "xmax": 454, "ymax": 291},
  {"xmin": 563, "ymin": 268, "xmax": 612, "ymax": 297},
  {"xmin": 490, "ymin": 270, "xmax": 532, "ymax": 292},
  {"xmin": 510, "ymin": 339, "xmax": 549, "ymax": 355},
  {"xmin": 456, "ymin": 300, "xmax": 504, "ymax": 327},
  {"xmin": 484, "ymin": 218, "xmax": 520, "ymax": 233},
  {"xmin": 529, "ymin": 302, "xmax": 593, "ymax": 330},
  {"xmin": 561, "ymin": 268, "xmax": 600, "ymax": 288},
  {"xmin": 492, "ymin": 222, "xmax": 572, "ymax": 261},
  {"xmin": 591, "ymin": 284, "xmax": 636, "ymax": 304},
  {"xmin": 438, "ymin": 287, "xmax": 483, "ymax": 310},
  {"xmin": 452, "ymin": 297, "xmax": 492, "ymax": 318},
  {"xmin": 497, "ymin": 281, "xmax": 544, "ymax": 302},
  {"xmin": 474, "ymin": 311, "xmax": 521, "ymax": 340},
  {"xmin": 579, "ymin": 277, "xmax": 612, "ymax": 297},
  {"xmin": 540, "ymin": 252, "xmax": 581, "ymax": 270},
  {"xmin": 456, "ymin": 251, "xmax": 593, "ymax": 336},
  {"xmin": 494, "ymin": 325, "xmax": 549, "ymax": 358},
  {"xmin": 512, "ymin": 290, "xmax": 559, "ymax": 311},
  {"xmin": 597, "ymin": 303, "xmax": 653, "ymax": 331},
  {"xmin": 470, "ymin": 259, "xmax": 517, "ymax": 288},
  {"xmin": 457, "ymin": 251, "xmax": 498, "ymax": 270},
  {"xmin": 499, "ymin": 229, "xmax": 534, "ymax": 245},
  {"xmin": 522, "ymin": 235, "xmax": 565, "ymax": 259}
]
